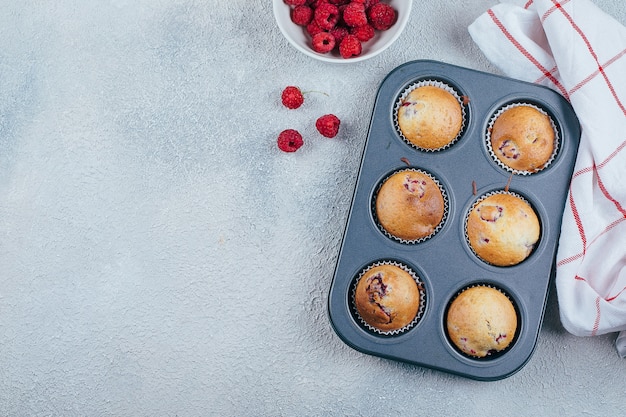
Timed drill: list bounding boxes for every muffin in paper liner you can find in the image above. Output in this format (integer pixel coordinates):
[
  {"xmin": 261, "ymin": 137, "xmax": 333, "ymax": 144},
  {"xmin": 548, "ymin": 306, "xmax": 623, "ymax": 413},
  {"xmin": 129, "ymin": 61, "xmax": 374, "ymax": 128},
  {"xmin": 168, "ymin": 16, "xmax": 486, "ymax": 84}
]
[
  {"xmin": 351, "ymin": 261, "xmax": 427, "ymax": 336},
  {"xmin": 464, "ymin": 190, "xmax": 541, "ymax": 267},
  {"xmin": 486, "ymin": 102, "xmax": 560, "ymax": 175},
  {"xmin": 445, "ymin": 283, "xmax": 520, "ymax": 359},
  {"xmin": 372, "ymin": 168, "xmax": 449, "ymax": 244},
  {"xmin": 393, "ymin": 79, "xmax": 468, "ymax": 152}
]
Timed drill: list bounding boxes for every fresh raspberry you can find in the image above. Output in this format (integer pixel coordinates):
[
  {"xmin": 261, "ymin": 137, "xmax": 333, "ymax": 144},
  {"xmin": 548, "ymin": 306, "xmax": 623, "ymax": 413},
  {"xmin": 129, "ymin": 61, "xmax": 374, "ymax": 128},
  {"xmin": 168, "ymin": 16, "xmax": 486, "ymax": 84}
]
[
  {"xmin": 330, "ymin": 25, "xmax": 349, "ymax": 45},
  {"xmin": 350, "ymin": 24, "xmax": 375, "ymax": 42},
  {"xmin": 314, "ymin": 3, "xmax": 339, "ymax": 30},
  {"xmin": 342, "ymin": 2, "xmax": 368, "ymax": 27},
  {"xmin": 306, "ymin": 19, "xmax": 324, "ymax": 37},
  {"xmin": 312, "ymin": 32, "xmax": 336, "ymax": 53},
  {"xmin": 284, "ymin": 0, "xmax": 307, "ymax": 6},
  {"xmin": 328, "ymin": 0, "xmax": 348, "ymax": 5},
  {"xmin": 291, "ymin": 5, "xmax": 313, "ymax": 26},
  {"xmin": 352, "ymin": 0, "xmax": 379, "ymax": 7},
  {"xmin": 367, "ymin": 3, "xmax": 396, "ymax": 31},
  {"xmin": 281, "ymin": 86, "xmax": 304, "ymax": 109},
  {"xmin": 315, "ymin": 114, "xmax": 341, "ymax": 138},
  {"xmin": 277, "ymin": 129, "xmax": 304, "ymax": 152},
  {"xmin": 338, "ymin": 34, "xmax": 362, "ymax": 58}
]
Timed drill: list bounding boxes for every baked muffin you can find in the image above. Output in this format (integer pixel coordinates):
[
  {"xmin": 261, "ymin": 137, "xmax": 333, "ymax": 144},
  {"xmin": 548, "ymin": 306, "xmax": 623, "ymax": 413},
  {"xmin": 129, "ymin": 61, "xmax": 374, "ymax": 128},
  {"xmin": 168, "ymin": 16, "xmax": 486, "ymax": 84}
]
[
  {"xmin": 375, "ymin": 169, "xmax": 445, "ymax": 242},
  {"xmin": 354, "ymin": 263, "xmax": 421, "ymax": 333},
  {"xmin": 446, "ymin": 286, "xmax": 518, "ymax": 358},
  {"xmin": 466, "ymin": 192, "xmax": 540, "ymax": 266},
  {"xmin": 489, "ymin": 104, "xmax": 556, "ymax": 173},
  {"xmin": 397, "ymin": 85, "xmax": 464, "ymax": 150}
]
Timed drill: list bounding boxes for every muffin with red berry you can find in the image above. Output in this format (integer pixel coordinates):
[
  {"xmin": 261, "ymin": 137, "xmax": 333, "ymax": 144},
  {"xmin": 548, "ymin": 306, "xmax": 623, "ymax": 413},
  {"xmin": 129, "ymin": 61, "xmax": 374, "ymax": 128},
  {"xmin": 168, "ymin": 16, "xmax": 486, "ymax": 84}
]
[
  {"xmin": 374, "ymin": 168, "xmax": 447, "ymax": 242},
  {"xmin": 446, "ymin": 285, "xmax": 518, "ymax": 358},
  {"xmin": 488, "ymin": 104, "xmax": 557, "ymax": 174},
  {"xmin": 396, "ymin": 82, "xmax": 465, "ymax": 150},
  {"xmin": 465, "ymin": 192, "xmax": 540, "ymax": 266},
  {"xmin": 353, "ymin": 261, "xmax": 424, "ymax": 334}
]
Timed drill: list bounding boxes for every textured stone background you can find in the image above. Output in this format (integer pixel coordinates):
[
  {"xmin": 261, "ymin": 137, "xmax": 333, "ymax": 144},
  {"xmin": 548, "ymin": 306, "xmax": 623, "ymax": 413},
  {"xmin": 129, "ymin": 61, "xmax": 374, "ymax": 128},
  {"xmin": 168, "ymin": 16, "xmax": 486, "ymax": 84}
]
[{"xmin": 0, "ymin": 1, "xmax": 624, "ymax": 416}]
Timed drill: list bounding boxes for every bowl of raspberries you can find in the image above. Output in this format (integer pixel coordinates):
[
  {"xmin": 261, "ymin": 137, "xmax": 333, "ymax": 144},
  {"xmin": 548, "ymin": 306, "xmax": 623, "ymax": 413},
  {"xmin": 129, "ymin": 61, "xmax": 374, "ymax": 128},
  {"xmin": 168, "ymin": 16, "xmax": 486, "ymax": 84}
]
[{"xmin": 274, "ymin": 0, "xmax": 411, "ymax": 63}]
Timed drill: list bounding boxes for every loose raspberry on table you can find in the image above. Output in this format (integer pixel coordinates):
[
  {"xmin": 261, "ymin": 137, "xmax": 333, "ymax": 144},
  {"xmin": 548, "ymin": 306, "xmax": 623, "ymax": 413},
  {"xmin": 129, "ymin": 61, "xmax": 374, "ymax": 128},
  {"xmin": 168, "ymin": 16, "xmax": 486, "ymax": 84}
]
[
  {"xmin": 367, "ymin": 2, "xmax": 396, "ymax": 31},
  {"xmin": 312, "ymin": 32, "xmax": 336, "ymax": 53},
  {"xmin": 277, "ymin": 129, "xmax": 304, "ymax": 152},
  {"xmin": 291, "ymin": 5, "xmax": 313, "ymax": 26},
  {"xmin": 314, "ymin": 2, "xmax": 340, "ymax": 30},
  {"xmin": 315, "ymin": 114, "xmax": 341, "ymax": 138},
  {"xmin": 342, "ymin": 2, "xmax": 368, "ymax": 27},
  {"xmin": 281, "ymin": 86, "xmax": 305, "ymax": 109},
  {"xmin": 338, "ymin": 34, "xmax": 362, "ymax": 59}
]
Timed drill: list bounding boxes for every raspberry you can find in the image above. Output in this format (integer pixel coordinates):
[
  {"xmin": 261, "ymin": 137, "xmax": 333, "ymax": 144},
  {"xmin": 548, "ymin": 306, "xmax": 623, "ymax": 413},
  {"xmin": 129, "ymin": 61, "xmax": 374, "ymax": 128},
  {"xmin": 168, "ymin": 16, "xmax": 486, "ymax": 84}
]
[
  {"xmin": 315, "ymin": 114, "xmax": 341, "ymax": 138},
  {"xmin": 277, "ymin": 129, "xmax": 304, "ymax": 152},
  {"xmin": 339, "ymin": 34, "xmax": 362, "ymax": 58},
  {"xmin": 350, "ymin": 24, "xmax": 375, "ymax": 42},
  {"xmin": 291, "ymin": 5, "xmax": 313, "ymax": 26},
  {"xmin": 284, "ymin": 0, "xmax": 306, "ymax": 6},
  {"xmin": 312, "ymin": 32, "xmax": 336, "ymax": 53},
  {"xmin": 306, "ymin": 20, "xmax": 324, "ymax": 37},
  {"xmin": 281, "ymin": 86, "xmax": 304, "ymax": 109},
  {"xmin": 314, "ymin": 3, "xmax": 339, "ymax": 30},
  {"xmin": 352, "ymin": 0, "xmax": 379, "ymax": 7},
  {"xmin": 342, "ymin": 2, "xmax": 368, "ymax": 27},
  {"xmin": 330, "ymin": 25, "xmax": 349, "ymax": 44},
  {"xmin": 368, "ymin": 3, "xmax": 396, "ymax": 31}
]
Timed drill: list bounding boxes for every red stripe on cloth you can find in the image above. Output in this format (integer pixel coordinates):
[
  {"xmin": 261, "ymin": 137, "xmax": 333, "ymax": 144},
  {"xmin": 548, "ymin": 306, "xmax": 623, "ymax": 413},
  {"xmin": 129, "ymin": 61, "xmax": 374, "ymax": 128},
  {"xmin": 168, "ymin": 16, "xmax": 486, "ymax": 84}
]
[
  {"xmin": 487, "ymin": 9, "xmax": 570, "ymax": 99},
  {"xmin": 597, "ymin": 139, "xmax": 626, "ymax": 170},
  {"xmin": 607, "ymin": 286, "xmax": 626, "ymax": 302},
  {"xmin": 595, "ymin": 165, "xmax": 626, "ymax": 217},
  {"xmin": 592, "ymin": 296, "xmax": 601, "ymax": 336},
  {"xmin": 524, "ymin": 0, "xmax": 534, "ymax": 9},
  {"xmin": 570, "ymin": 49, "xmax": 626, "ymax": 96},
  {"xmin": 558, "ymin": 252, "xmax": 583, "ymax": 267},
  {"xmin": 548, "ymin": 0, "xmax": 626, "ymax": 115},
  {"xmin": 534, "ymin": 65, "xmax": 559, "ymax": 84},
  {"xmin": 569, "ymin": 184, "xmax": 587, "ymax": 254},
  {"xmin": 558, "ymin": 209, "xmax": 626, "ymax": 267},
  {"xmin": 541, "ymin": 0, "xmax": 572, "ymax": 22},
  {"xmin": 557, "ymin": 141, "xmax": 626, "ymax": 267}
]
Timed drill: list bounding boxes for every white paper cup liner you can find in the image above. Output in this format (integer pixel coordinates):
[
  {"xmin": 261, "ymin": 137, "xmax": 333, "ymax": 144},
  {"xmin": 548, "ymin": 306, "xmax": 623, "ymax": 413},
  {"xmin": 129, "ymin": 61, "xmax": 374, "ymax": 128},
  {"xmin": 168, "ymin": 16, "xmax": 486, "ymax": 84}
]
[
  {"xmin": 486, "ymin": 102, "xmax": 560, "ymax": 175},
  {"xmin": 393, "ymin": 79, "xmax": 468, "ymax": 152}
]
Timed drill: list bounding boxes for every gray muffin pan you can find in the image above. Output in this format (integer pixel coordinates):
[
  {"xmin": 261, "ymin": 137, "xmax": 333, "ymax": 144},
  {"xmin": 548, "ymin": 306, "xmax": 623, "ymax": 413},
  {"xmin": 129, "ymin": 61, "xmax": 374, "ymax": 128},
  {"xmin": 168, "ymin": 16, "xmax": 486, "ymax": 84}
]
[{"xmin": 328, "ymin": 60, "xmax": 581, "ymax": 381}]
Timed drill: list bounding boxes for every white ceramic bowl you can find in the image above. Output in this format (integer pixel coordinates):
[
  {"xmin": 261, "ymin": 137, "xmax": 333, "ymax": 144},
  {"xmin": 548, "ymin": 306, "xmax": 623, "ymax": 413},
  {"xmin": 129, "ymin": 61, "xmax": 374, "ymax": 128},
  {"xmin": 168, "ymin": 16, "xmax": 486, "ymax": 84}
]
[{"xmin": 273, "ymin": 0, "xmax": 412, "ymax": 64}]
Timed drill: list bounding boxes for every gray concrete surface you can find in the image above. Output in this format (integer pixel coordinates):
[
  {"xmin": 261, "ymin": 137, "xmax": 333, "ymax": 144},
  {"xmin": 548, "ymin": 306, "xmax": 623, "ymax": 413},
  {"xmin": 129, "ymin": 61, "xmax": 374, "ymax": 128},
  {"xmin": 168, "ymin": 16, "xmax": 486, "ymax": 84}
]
[{"xmin": 0, "ymin": 1, "xmax": 624, "ymax": 416}]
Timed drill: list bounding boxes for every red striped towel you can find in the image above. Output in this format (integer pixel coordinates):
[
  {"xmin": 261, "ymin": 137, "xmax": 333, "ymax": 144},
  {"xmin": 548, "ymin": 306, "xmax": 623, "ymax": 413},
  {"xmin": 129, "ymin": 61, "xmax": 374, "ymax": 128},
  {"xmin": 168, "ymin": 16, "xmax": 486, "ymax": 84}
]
[{"xmin": 469, "ymin": 0, "xmax": 626, "ymax": 357}]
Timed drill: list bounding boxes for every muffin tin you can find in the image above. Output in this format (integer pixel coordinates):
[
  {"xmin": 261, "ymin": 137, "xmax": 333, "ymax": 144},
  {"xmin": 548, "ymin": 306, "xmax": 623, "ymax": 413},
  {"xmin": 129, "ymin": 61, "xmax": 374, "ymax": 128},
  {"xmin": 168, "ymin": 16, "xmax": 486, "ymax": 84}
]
[{"xmin": 327, "ymin": 60, "xmax": 581, "ymax": 381}]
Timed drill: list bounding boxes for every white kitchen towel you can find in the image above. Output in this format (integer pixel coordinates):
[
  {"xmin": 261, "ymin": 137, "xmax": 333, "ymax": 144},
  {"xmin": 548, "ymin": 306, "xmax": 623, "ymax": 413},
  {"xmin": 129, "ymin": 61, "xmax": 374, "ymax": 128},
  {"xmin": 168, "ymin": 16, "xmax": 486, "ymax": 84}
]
[{"xmin": 469, "ymin": 0, "xmax": 626, "ymax": 356}]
